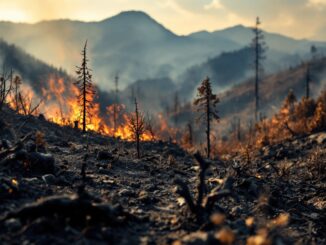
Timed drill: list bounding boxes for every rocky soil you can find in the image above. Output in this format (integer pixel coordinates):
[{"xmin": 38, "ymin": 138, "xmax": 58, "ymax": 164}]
[{"xmin": 0, "ymin": 107, "xmax": 325, "ymax": 244}]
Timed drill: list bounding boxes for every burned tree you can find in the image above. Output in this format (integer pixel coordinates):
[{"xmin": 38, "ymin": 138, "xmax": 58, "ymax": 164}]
[
  {"xmin": 128, "ymin": 98, "xmax": 146, "ymax": 158},
  {"xmin": 305, "ymin": 64, "xmax": 311, "ymax": 99},
  {"xmin": 113, "ymin": 74, "xmax": 119, "ymax": 132},
  {"xmin": 252, "ymin": 17, "xmax": 267, "ymax": 123},
  {"xmin": 12, "ymin": 75, "xmax": 22, "ymax": 112},
  {"xmin": 173, "ymin": 91, "xmax": 180, "ymax": 124},
  {"xmin": 0, "ymin": 69, "xmax": 13, "ymax": 112},
  {"xmin": 75, "ymin": 41, "xmax": 96, "ymax": 133},
  {"xmin": 194, "ymin": 77, "xmax": 219, "ymax": 159}
]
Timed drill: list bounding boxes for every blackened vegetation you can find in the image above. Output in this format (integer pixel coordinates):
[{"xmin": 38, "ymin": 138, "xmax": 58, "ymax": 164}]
[
  {"xmin": 174, "ymin": 152, "xmax": 234, "ymax": 224},
  {"xmin": 0, "ymin": 108, "xmax": 325, "ymax": 244}
]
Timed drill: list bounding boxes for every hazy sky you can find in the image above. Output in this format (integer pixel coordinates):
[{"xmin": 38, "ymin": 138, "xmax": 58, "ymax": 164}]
[{"xmin": 1, "ymin": 0, "xmax": 326, "ymax": 40}]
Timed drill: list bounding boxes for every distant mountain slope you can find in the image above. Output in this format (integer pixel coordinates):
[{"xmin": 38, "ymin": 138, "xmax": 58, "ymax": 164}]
[
  {"xmin": 0, "ymin": 11, "xmax": 240, "ymax": 89},
  {"xmin": 218, "ymin": 57, "xmax": 326, "ymax": 123},
  {"xmin": 190, "ymin": 24, "xmax": 326, "ymax": 55},
  {"xmin": 178, "ymin": 47, "xmax": 253, "ymax": 97},
  {"xmin": 1, "ymin": 11, "xmax": 325, "ymax": 91},
  {"xmin": 0, "ymin": 39, "xmax": 70, "ymax": 93}
]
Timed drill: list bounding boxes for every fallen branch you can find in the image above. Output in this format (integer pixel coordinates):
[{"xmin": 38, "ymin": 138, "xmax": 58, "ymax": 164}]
[{"xmin": 0, "ymin": 133, "xmax": 32, "ymax": 160}]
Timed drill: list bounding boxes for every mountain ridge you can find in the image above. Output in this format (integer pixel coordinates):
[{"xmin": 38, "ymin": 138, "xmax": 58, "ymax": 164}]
[{"xmin": 0, "ymin": 10, "xmax": 325, "ymax": 90}]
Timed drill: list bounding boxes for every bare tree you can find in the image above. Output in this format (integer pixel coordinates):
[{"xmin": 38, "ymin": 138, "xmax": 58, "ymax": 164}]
[
  {"xmin": 75, "ymin": 41, "xmax": 96, "ymax": 133},
  {"xmin": 0, "ymin": 68, "xmax": 13, "ymax": 112},
  {"xmin": 252, "ymin": 17, "xmax": 267, "ymax": 123},
  {"xmin": 17, "ymin": 92, "xmax": 43, "ymax": 116},
  {"xmin": 305, "ymin": 64, "xmax": 311, "ymax": 99},
  {"xmin": 128, "ymin": 98, "xmax": 146, "ymax": 158},
  {"xmin": 194, "ymin": 77, "xmax": 219, "ymax": 159},
  {"xmin": 113, "ymin": 74, "xmax": 119, "ymax": 132},
  {"xmin": 173, "ymin": 91, "xmax": 180, "ymax": 124},
  {"xmin": 12, "ymin": 75, "xmax": 22, "ymax": 112}
]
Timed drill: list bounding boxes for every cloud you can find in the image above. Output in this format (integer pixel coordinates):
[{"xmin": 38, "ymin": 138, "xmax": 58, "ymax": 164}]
[
  {"xmin": 204, "ymin": 0, "xmax": 224, "ymax": 10},
  {"xmin": 0, "ymin": 0, "xmax": 325, "ymax": 40},
  {"xmin": 308, "ymin": 0, "xmax": 326, "ymax": 6}
]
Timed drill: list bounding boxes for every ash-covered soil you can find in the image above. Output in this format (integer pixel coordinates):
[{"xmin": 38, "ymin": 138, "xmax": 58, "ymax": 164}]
[{"xmin": 0, "ymin": 108, "xmax": 325, "ymax": 245}]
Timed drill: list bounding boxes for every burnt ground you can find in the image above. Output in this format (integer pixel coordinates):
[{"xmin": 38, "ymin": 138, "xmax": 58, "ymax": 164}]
[{"xmin": 0, "ymin": 107, "xmax": 325, "ymax": 245}]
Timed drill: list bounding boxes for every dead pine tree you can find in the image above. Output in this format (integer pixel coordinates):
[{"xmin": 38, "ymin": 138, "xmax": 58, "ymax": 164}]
[
  {"xmin": 173, "ymin": 91, "xmax": 180, "ymax": 125},
  {"xmin": 194, "ymin": 77, "xmax": 219, "ymax": 159},
  {"xmin": 0, "ymin": 68, "xmax": 13, "ymax": 112},
  {"xmin": 128, "ymin": 98, "xmax": 146, "ymax": 158},
  {"xmin": 113, "ymin": 74, "xmax": 119, "ymax": 132},
  {"xmin": 12, "ymin": 75, "xmax": 22, "ymax": 112},
  {"xmin": 252, "ymin": 17, "xmax": 267, "ymax": 123},
  {"xmin": 75, "ymin": 40, "xmax": 96, "ymax": 133},
  {"xmin": 305, "ymin": 64, "xmax": 311, "ymax": 99}
]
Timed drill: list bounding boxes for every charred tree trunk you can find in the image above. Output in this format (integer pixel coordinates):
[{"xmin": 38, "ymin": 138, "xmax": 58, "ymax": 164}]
[
  {"xmin": 136, "ymin": 105, "xmax": 140, "ymax": 159},
  {"xmin": 82, "ymin": 54, "xmax": 87, "ymax": 133},
  {"xmin": 206, "ymin": 88, "xmax": 211, "ymax": 159},
  {"xmin": 306, "ymin": 65, "xmax": 310, "ymax": 99},
  {"xmin": 255, "ymin": 42, "xmax": 259, "ymax": 123}
]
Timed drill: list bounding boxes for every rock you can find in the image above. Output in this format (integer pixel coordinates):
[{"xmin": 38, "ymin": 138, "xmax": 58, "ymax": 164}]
[
  {"xmin": 178, "ymin": 231, "xmax": 213, "ymax": 245},
  {"xmin": 4, "ymin": 218, "xmax": 21, "ymax": 232},
  {"xmin": 42, "ymin": 174, "xmax": 57, "ymax": 185},
  {"xmin": 28, "ymin": 152, "xmax": 56, "ymax": 174},
  {"xmin": 230, "ymin": 206, "xmax": 243, "ymax": 216},
  {"xmin": 316, "ymin": 133, "xmax": 326, "ymax": 145},
  {"xmin": 118, "ymin": 188, "xmax": 135, "ymax": 197},
  {"xmin": 97, "ymin": 151, "xmax": 114, "ymax": 161}
]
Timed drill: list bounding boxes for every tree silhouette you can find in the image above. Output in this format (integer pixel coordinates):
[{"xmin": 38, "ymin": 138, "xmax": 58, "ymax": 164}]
[
  {"xmin": 0, "ymin": 69, "xmax": 13, "ymax": 112},
  {"xmin": 305, "ymin": 64, "xmax": 311, "ymax": 99},
  {"xmin": 128, "ymin": 98, "xmax": 146, "ymax": 158},
  {"xmin": 113, "ymin": 74, "xmax": 120, "ymax": 133},
  {"xmin": 252, "ymin": 17, "xmax": 267, "ymax": 123},
  {"xmin": 194, "ymin": 77, "xmax": 219, "ymax": 159},
  {"xmin": 173, "ymin": 91, "xmax": 180, "ymax": 124},
  {"xmin": 75, "ymin": 41, "xmax": 96, "ymax": 133}
]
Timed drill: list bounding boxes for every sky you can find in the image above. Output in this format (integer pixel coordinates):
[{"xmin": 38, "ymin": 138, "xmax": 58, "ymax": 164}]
[{"xmin": 0, "ymin": 0, "xmax": 326, "ymax": 40}]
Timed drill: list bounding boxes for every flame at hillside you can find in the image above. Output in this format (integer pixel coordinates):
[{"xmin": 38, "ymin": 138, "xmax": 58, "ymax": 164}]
[{"xmin": 7, "ymin": 76, "xmax": 178, "ymax": 142}]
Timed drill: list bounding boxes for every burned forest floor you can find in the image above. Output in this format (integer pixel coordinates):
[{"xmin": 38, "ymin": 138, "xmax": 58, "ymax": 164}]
[{"xmin": 0, "ymin": 107, "xmax": 325, "ymax": 245}]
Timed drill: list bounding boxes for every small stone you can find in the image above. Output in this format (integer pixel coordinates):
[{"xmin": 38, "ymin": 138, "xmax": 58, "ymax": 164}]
[
  {"xmin": 119, "ymin": 188, "xmax": 135, "ymax": 197},
  {"xmin": 42, "ymin": 174, "xmax": 57, "ymax": 185},
  {"xmin": 5, "ymin": 218, "xmax": 21, "ymax": 232}
]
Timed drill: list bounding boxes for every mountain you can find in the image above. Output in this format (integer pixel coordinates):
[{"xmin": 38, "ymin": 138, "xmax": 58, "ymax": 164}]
[
  {"xmin": 190, "ymin": 24, "xmax": 326, "ymax": 55},
  {"xmin": 0, "ymin": 39, "xmax": 113, "ymax": 113},
  {"xmin": 0, "ymin": 39, "xmax": 70, "ymax": 94},
  {"xmin": 0, "ymin": 11, "xmax": 240, "ymax": 90},
  {"xmin": 1, "ymin": 11, "xmax": 325, "ymax": 91},
  {"xmin": 217, "ymin": 57, "xmax": 326, "ymax": 132}
]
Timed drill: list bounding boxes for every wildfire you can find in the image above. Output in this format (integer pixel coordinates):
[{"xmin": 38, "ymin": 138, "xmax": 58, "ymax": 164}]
[{"xmin": 7, "ymin": 76, "xmax": 177, "ymax": 142}]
